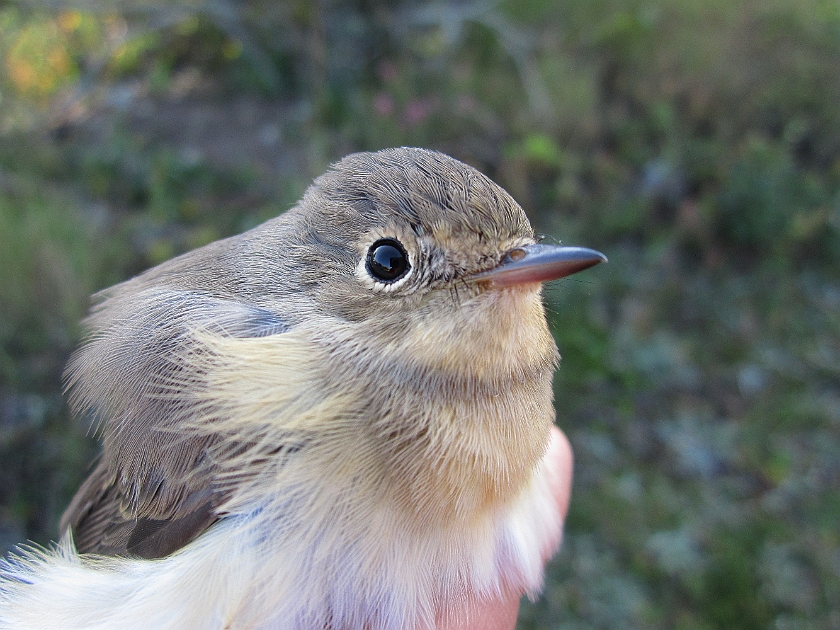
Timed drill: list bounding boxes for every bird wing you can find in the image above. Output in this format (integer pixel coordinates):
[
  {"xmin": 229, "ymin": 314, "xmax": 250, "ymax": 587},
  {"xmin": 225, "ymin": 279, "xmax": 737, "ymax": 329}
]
[
  {"xmin": 60, "ymin": 287, "xmax": 289, "ymax": 559},
  {"xmin": 60, "ymin": 458, "xmax": 219, "ymax": 558}
]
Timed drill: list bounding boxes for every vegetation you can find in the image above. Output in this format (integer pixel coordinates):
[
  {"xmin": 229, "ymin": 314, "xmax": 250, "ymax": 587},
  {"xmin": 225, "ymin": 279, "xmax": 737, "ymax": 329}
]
[{"xmin": 1, "ymin": 1, "xmax": 838, "ymax": 627}]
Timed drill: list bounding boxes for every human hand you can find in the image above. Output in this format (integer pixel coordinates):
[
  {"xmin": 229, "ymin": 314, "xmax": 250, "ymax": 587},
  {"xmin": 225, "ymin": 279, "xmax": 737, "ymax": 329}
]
[{"xmin": 443, "ymin": 426, "xmax": 574, "ymax": 630}]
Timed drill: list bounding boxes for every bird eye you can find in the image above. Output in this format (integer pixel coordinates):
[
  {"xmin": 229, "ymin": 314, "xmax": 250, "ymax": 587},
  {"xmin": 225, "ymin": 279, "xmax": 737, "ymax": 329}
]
[{"xmin": 366, "ymin": 239, "xmax": 410, "ymax": 283}]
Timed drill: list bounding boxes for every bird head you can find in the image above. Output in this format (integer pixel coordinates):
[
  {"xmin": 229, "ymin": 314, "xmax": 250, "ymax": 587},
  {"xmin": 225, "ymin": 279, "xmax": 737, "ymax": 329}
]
[{"xmin": 65, "ymin": 148, "xmax": 605, "ymax": 532}]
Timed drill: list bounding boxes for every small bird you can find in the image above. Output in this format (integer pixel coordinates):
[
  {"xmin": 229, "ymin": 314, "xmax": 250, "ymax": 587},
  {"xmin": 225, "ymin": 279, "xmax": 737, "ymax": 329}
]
[{"xmin": 0, "ymin": 147, "xmax": 605, "ymax": 630}]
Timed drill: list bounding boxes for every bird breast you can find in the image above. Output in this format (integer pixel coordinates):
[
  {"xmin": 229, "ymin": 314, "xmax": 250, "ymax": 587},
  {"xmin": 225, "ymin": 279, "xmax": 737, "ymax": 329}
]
[{"xmin": 185, "ymin": 281, "xmax": 559, "ymax": 529}]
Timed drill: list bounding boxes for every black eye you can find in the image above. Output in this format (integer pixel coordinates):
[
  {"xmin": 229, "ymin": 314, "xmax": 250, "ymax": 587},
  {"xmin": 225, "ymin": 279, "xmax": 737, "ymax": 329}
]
[{"xmin": 366, "ymin": 238, "xmax": 410, "ymax": 283}]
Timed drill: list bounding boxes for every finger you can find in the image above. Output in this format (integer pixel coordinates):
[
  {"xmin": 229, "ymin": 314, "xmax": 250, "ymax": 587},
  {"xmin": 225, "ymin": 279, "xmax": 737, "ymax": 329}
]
[
  {"xmin": 545, "ymin": 425, "xmax": 574, "ymax": 552},
  {"xmin": 444, "ymin": 426, "xmax": 575, "ymax": 629},
  {"xmin": 442, "ymin": 590, "xmax": 522, "ymax": 630}
]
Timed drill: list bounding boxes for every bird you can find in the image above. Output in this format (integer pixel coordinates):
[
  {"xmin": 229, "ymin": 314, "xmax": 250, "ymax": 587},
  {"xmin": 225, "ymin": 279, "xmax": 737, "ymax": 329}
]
[{"xmin": 0, "ymin": 147, "xmax": 605, "ymax": 630}]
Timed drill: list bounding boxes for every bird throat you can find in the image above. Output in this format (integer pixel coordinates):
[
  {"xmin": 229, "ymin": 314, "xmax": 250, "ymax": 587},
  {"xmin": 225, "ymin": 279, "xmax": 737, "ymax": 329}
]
[
  {"xmin": 190, "ymin": 284, "xmax": 559, "ymax": 527},
  {"xmin": 363, "ymin": 284, "xmax": 560, "ymax": 524}
]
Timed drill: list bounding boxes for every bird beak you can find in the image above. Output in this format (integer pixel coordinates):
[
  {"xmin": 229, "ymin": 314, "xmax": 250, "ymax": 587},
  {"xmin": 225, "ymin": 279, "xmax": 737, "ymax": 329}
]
[{"xmin": 466, "ymin": 243, "xmax": 607, "ymax": 288}]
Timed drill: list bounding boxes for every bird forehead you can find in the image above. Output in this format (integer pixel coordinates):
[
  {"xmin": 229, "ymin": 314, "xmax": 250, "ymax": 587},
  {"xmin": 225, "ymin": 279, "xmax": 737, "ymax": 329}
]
[
  {"xmin": 315, "ymin": 148, "xmax": 533, "ymax": 245},
  {"xmin": 423, "ymin": 220, "xmax": 531, "ymax": 266}
]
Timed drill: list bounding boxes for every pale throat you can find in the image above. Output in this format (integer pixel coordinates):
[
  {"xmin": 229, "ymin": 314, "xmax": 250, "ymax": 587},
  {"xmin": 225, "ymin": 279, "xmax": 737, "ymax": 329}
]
[
  {"xmin": 353, "ymin": 285, "xmax": 560, "ymax": 523},
  {"xmin": 193, "ymin": 285, "xmax": 558, "ymax": 524}
]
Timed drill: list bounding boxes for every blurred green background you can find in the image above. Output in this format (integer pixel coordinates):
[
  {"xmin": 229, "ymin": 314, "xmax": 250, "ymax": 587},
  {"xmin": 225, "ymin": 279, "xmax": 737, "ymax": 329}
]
[{"xmin": 1, "ymin": 0, "xmax": 838, "ymax": 628}]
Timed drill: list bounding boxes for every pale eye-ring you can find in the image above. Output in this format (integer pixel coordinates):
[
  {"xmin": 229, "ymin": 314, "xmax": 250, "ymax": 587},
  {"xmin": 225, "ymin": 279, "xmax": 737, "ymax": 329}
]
[{"xmin": 366, "ymin": 238, "xmax": 410, "ymax": 283}]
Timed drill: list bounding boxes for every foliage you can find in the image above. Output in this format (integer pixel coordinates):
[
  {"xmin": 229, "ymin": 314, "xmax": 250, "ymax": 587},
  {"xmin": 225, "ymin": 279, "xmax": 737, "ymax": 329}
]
[{"xmin": 0, "ymin": 0, "xmax": 838, "ymax": 628}]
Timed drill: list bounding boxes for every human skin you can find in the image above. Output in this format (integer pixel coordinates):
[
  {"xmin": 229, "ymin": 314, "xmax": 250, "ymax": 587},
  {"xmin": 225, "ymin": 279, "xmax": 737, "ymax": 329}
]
[{"xmin": 448, "ymin": 426, "xmax": 574, "ymax": 630}]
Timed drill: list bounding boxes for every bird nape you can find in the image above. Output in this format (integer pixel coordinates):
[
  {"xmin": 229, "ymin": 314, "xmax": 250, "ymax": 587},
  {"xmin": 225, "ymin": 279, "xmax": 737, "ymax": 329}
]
[{"xmin": 0, "ymin": 147, "xmax": 605, "ymax": 630}]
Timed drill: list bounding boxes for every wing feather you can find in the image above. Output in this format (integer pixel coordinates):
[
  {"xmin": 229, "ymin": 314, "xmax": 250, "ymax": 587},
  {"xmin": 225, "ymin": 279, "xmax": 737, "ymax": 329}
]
[{"xmin": 61, "ymin": 280, "xmax": 289, "ymax": 558}]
